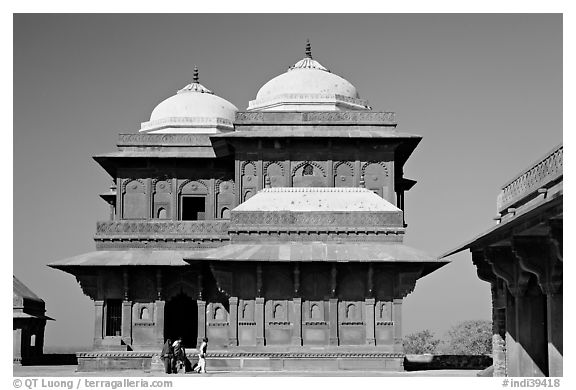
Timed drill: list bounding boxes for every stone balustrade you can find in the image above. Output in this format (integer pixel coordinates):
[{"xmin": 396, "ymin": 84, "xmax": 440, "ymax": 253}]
[{"xmin": 497, "ymin": 144, "xmax": 562, "ymax": 213}]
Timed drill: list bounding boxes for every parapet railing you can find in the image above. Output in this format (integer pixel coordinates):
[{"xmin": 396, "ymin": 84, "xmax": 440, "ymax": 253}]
[
  {"xmin": 95, "ymin": 220, "xmax": 230, "ymax": 237},
  {"xmin": 497, "ymin": 144, "xmax": 562, "ymax": 213}
]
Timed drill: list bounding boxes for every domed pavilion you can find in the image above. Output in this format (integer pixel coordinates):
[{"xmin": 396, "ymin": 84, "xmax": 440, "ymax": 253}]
[{"xmin": 49, "ymin": 41, "xmax": 447, "ymax": 372}]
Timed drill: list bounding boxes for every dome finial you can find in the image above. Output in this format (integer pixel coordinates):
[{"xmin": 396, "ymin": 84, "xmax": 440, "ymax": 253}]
[
  {"xmin": 305, "ymin": 39, "xmax": 312, "ymax": 59},
  {"xmin": 193, "ymin": 65, "xmax": 199, "ymax": 83}
]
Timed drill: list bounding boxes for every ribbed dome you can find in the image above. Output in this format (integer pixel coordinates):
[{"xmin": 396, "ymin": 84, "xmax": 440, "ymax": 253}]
[
  {"xmin": 248, "ymin": 40, "xmax": 371, "ymax": 112},
  {"xmin": 141, "ymin": 67, "xmax": 238, "ymax": 134}
]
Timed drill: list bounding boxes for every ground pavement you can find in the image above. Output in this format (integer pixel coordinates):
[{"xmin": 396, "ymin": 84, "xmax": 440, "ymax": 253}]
[{"xmin": 13, "ymin": 365, "xmax": 480, "ymax": 377}]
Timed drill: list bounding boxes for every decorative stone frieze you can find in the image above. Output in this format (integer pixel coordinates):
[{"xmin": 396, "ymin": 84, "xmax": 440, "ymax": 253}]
[
  {"xmin": 497, "ymin": 144, "xmax": 562, "ymax": 212},
  {"xmin": 235, "ymin": 111, "xmax": 396, "ymax": 125},
  {"xmin": 118, "ymin": 133, "xmax": 214, "ymax": 147}
]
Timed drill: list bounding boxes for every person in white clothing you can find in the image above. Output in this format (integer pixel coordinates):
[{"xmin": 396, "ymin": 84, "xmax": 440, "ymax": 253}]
[{"xmin": 194, "ymin": 337, "xmax": 208, "ymax": 373}]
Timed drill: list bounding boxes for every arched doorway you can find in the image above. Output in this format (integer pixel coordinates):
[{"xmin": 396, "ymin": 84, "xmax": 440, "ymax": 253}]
[{"xmin": 164, "ymin": 293, "xmax": 198, "ymax": 349}]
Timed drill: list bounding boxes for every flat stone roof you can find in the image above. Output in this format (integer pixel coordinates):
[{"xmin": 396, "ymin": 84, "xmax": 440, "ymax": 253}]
[{"xmin": 233, "ymin": 187, "xmax": 401, "ymax": 212}]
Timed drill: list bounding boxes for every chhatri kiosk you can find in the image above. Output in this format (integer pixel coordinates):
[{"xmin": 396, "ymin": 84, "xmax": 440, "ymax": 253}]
[{"xmin": 50, "ymin": 42, "xmax": 447, "ymax": 371}]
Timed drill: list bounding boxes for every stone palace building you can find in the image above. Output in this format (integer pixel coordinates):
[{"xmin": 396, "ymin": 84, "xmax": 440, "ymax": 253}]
[
  {"xmin": 444, "ymin": 144, "xmax": 563, "ymax": 377},
  {"xmin": 49, "ymin": 42, "xmax": 447, "ymax": 371}
]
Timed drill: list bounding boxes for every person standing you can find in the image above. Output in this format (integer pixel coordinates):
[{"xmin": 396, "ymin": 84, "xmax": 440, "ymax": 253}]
[
  {"xmin": 171, "ymin": 337, "xmax": 185, "ymax": 373},
  {"xmin": 194, "ymin": 337, "xmax": 208, "ymax": 373},
  {"xmin": 160, "ymin": 339, "xmax": 173, "ymax": 374}
]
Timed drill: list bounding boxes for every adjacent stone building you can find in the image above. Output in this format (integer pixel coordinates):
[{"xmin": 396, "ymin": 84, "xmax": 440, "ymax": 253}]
[
  {"xmin": 443, "ymin": 144, "xmax": 563, "ymax": 377},
  {"xmin": 13, "ymin": 276, "xmax": 53, "ymax": 365},
  {"xmin": 49, "ymin": 42, "xmax": 447, "ymax": 371}
]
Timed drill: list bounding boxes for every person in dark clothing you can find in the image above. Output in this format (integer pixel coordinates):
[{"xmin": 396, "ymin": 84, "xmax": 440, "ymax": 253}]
[
  {"xmin": 160, "ymin": 339, "xmax": 173, "ymax": 374},
  {"xmin": 171, "ymin": 337, "xmax": 185, "ymax": 373}
]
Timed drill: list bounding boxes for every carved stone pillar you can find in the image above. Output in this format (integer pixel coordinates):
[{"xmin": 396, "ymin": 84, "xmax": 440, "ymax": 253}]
[
  {"xmin": 392, "ymin": 298, "xmax": 403, "ymax": 352},
  {"xmin": 256, "ymin": 264, "xmax": 263, "ymax": 297},
  {"xmin": 154, "ymin": 300, "xmax": 165, "ymax": 344},
  {"xmin": 516, "ymin": 282, "xmax": 548, "ymax": 377},
  {"xmin": 492, "ymin": 299, "xmax": 507, "ymax": 377},
  {"xmin": 365, "ymin": 298, "xmax": 376, "ymax": 346},
  {"xmin": 546, "ymin": 291, "xmax": 562, "ymax": 377},
  {"xmin": 228, "ymin": 297, "xmax": 238, "ymax": 347},
  {"xmin": 293, "ymin": 263, "xmax": 300, "ymax": 296},
  {"xmin": 331, "ymin": 264, "xmax": 337, "ymax": 298},
  {"xmin": 196, "ymin": 300, "xmax": 206, "ymax": 348},
  {"xmin": 329, "ymin": 298, "xmax": 339, "ymax": 346},
  {"xmin": 473, "ymin": 250, "xmax": 506, "ymax": 377},
  {"xmin": 121, "ymin": 301, "xmax": 132, "ymax": 346},
  {"xmin": 514, "ymin": 236, "xmax": 562, "ymax": 377},
  {"xmin": 486, "ymin": 246, "xmax": 532, "ymax": 377},
  {"xmin": 121, "ymin": 269, "xmax": 132, "ymax": 345},
  {"xmin": 255, "ymin": 297, "xmax": 265, "ymax": 346},
  {"xmin": 93, "ymin": 300, "xmax": 104, "ymax": 347},
  {"xmin": 171, "ymin": 178, "xmax": 178, "ymax": 220},
  {"xmin": 291, "ymin": 297, "xmax": 302, "ymax": 346}
]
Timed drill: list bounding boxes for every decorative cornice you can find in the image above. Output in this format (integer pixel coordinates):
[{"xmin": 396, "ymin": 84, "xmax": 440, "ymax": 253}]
[
  {"xmin": 118, "ymin": 133, "xmax": 213, "ymax": 147},
  {"xmin": 235, "ymin": 111, "xmax": 395, "ymax": 124},
  {"xmin": 140, "ymin": 116, "xmax": 234, "ymax": 132}
]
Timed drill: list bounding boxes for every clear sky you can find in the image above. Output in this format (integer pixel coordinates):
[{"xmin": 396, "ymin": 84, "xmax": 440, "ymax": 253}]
[{"xmin": 12, "ymin": 14, "xmax": 562, "ymax": 350}]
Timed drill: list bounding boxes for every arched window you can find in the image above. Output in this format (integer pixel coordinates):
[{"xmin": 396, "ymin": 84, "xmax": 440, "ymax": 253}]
[
  {"xmin": 346, "ymin": 304, "xmax": 356, "ymax": 319},
  {"xmin": 274, "ymin": 304, "xmax": 284, "ymax": 319},
  {"xmin": 157, "ymin": 207, "xmax": 167, "ymax": 219},
  {"xmin": 30, "ymin": 334, "xmax": 36, "ymax": 347},
  {"xmin": 214, "ymin": 306, "xmax": 226, "ymax": 320},
  {"xmin": 220, "ymin": 207, "xmax": 230, "ymax": 219},
  {"xmin": 311, "ymin": 304, "xmax": 321, "ymax": 320},
  {"xmin": 302, "ymin": 164, "xmax": 314, "ymax": 176},
  {"xmin": 140, "ymin": 307, "xmax": 149, "ymax": 320}
]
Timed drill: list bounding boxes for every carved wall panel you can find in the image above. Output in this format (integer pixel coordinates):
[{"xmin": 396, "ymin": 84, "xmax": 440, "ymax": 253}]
[
  {"xmin": 153, "ymin": 180, "xmax": 172, "ymax": 220},
  {"xmin": 362, "ymin": 162, "xmax": 390, "ymax": 198},
  {"xmin": 238, "ymin": 299, "xmax": 256, "ymax": 346},
  {"xmin": 265, "ymin": 161, "xmax": 285, "ymax": 188},
  {"xmin": 265, "ymin": 300, "xmax": 293, "ymax": 345},
  {"xmin": 292, "ymin": 161, "xmax": 327, "ymax": 187},
  {"xmin": 339, "ymin": 300, "xmax": 366, "ymax": 345},
  {"xmin": 179, "ymin": 180, "xmax": 208, "ymax": 195},
  {"xmin": 303, "ymin": 301, "xmax": 327, "ymax": 322},
  {"xmin": 334, "ymin": 161, "xmax": 354, "ymax": 188},
  {"xmin": 378, "ymin": 301, "xmax": 392, "ymax": 322},
  {"xmin": 206, "ymin": 302, "xmax": 230, "ymax": 348},
  {"xmin": 241, "ymin": 161, "xmax": 257, "ymax": 201},
  {"xmin": 122, "ymin": 179, "xmax": 147, "ymax": 219},
  {"xmin": 216, "ymin": 180, "xmax": 235, "ymax": 219}
]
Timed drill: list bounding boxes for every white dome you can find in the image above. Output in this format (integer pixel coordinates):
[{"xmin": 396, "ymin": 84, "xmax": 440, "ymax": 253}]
[
  {"xmin": 150, "ymin": 90, "xmax": 237, "ymax": 123},
  {"xmin": 255, "ymin": 67, "xmax": 359, "ymax": 101},
  {"xmin": 248, "ymin": 42, "xmax": 371, "ymax": 112},
  {"xmin": 141, "ymin": 68, "xmax": 238, "ymax": 134}
]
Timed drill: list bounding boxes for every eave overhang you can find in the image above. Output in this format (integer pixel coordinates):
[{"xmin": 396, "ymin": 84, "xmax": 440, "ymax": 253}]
[{"xmin": 441, "ymin": 193, "xmax": 563, "ymax": 259}]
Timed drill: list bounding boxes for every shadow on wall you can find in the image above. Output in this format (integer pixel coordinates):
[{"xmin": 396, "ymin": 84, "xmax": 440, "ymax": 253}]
[
  {"xmin": 404, "ymin": 354, "xmax": 492, "ymax": 371},
  {"xmin": 17, "ymin": 354, "xmax": 78, "ymax": 366}
]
